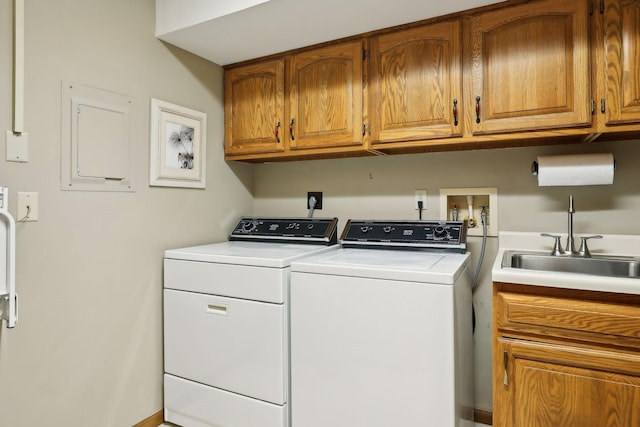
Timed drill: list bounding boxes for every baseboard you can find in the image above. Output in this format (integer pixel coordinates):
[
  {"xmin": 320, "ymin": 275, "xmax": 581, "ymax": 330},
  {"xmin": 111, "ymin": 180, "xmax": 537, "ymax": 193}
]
[
  {"xmin": 474, "ymin": 408, "xmax": 493, "ymax": 425},
  {"xmin": 132, "ymin": 410, "xmax": 164, "ymax": 427}
]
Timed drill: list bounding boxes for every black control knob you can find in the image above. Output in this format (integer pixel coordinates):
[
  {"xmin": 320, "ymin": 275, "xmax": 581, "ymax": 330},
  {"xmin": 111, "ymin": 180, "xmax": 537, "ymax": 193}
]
[
  {"xmin": 241, "ymin": 221, "xmax": 258, "ymax": 233},
  {"xmin": 433, "ymin": 225, "xmax": 449, "ymax": 240}
]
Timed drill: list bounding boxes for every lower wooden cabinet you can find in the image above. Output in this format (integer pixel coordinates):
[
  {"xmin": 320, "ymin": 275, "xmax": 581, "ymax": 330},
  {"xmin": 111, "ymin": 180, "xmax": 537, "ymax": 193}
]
[{"xmin": 493, "ymin": 283, "xmax": 640, "ymax": 427}]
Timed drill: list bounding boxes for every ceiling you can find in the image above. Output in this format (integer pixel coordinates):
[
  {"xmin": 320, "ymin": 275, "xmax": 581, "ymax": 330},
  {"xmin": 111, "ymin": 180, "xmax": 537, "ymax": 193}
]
[{"xmin": 156, "ymin": 0, "xmax": 505, "ymax": 66}]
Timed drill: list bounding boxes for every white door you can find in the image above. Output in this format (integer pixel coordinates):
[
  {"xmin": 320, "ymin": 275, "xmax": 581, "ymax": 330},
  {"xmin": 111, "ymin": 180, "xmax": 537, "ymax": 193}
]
[{"xmin": 164, "ymin": 289, "xmax": 286, "ymax": 404}]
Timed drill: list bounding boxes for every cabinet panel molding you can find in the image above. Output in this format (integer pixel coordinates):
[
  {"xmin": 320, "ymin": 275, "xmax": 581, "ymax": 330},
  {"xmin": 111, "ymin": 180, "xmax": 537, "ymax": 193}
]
[
  {"xmin": 288, "ymin": 41, "xmax": 364, "ymax": 150},
  {"xmin": 224, "ymin": 59, "xmax": 285, "ymax": 155},
  {"xmin": 468, "ymin": 0, "xmax": 591, "ymax": 134},
  {"xmin": 370, "ymin": 20, "xmax": 462, "ymax": 144},
  {"xmin": 603, "ymin": 0, "xmax": 640, "ymax": 125}
]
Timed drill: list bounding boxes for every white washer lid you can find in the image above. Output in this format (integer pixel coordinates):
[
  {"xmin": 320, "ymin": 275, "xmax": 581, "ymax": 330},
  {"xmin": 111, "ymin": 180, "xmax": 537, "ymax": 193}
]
[
  {"xmin": 291, "ymin": 248, "xmax": 470, "ymax": 284},
  {"xmin": 165, "ymin": 241, "xmax": 339, "ymax": 268}
]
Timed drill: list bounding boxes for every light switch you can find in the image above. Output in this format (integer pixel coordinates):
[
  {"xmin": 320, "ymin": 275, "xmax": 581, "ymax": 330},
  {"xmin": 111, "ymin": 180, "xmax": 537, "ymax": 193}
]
[{"xmin": 17, "ymin": 192, "xmax": 38, "ymax": 222}]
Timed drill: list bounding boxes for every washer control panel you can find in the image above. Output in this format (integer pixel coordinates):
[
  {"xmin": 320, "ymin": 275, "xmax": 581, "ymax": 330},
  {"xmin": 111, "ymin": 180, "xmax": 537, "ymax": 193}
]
[
  {"xmin": 340, "ymin": 220, "xmax": 467, "ymax": 252},
  {"xmin": 230, "ymin": 217, "xmax": 338, "ymax": 245}
]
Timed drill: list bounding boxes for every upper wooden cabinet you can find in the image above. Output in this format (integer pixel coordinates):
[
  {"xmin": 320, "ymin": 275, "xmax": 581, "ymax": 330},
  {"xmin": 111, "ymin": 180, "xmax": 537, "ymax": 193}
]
[
  {"xmin": 224, "ymin": 59, "xmax": 285, "ymax": 156},
  {"xmin": 369, "ymin": 20, "xmax": 462, "ymax": 145},
  {"xmin": 288, "ymin": 41, "xmax": 364, "ymax": 150},
  {"xmin": 599, "ymin": 0, "xmax": 640, "ymax": 127},
  {"xmin": 224, "ymin": 41, "xmax": 364, "ymax": 160},
  {"xmin": 466, "ymin": 0, "xmax": 591, "ymax": 135},
  {"xmin": 224, "ymin": 0, "xmax": 640, "ymax": 162}
]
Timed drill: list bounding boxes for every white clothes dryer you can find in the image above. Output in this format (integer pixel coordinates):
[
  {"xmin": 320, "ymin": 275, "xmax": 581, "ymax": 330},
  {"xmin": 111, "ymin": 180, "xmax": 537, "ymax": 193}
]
[
  {"xmin": 163, "ymin": 217, "xmax": 338, "ymax": 427},
  {"xmin": 289, "ymin": 219, "xmax": 474, "ymax": 427}
]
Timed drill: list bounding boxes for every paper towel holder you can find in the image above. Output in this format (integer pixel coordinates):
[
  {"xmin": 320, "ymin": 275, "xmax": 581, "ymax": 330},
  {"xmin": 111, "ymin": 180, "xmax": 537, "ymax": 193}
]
[{"xmin": 531, "ymin": 158, "xmax": 616, "ymax": 176}]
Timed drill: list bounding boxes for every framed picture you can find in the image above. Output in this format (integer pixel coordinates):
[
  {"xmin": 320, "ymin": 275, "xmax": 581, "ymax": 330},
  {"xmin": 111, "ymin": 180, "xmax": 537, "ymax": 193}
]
[{"xmin": 149, "ymin": 98, "xmax": 207, "ymax": 188}]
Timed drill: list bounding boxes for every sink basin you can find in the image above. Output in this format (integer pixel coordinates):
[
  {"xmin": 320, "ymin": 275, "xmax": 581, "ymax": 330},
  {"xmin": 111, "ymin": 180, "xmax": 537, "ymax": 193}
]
[{"xmin": 503, "ymin": 251, "xmax": 640, "ymax": 278}]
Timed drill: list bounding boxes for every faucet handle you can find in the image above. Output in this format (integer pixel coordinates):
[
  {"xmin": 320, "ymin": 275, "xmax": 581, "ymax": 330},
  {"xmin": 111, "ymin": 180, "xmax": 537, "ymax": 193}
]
[
  {"xmin": 541, "ymin": 233, "xmax": 564, "ymax": 256},
  {"xmin": 578, "ymin": 235, "xmax": 603, "ymax": 258}
]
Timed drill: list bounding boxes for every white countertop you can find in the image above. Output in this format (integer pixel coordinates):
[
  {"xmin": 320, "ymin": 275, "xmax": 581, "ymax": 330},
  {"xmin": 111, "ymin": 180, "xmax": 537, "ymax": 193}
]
[{"xmin": 492, "ymin": 232, "xmax": 640, "ymax": 295}]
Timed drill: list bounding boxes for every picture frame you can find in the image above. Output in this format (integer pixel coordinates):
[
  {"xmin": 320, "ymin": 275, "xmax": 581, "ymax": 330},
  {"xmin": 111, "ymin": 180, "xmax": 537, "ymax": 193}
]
[{"xmin": 149, "ymin": 98, "xmax": 207, "ymax": 188}]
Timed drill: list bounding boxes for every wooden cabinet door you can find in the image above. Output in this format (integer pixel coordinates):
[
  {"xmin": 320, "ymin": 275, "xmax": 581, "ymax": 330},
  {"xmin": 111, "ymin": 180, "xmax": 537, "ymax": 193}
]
[
  {"xmin": 602, "ymin": 0, "xmax": 640, "ymax": 126},
  {"xmin": 467, "ymin": 0, "xmax": 591, "ymax": 135},
  {"xmin": 495, "ymin": 339, "xmax": 640, "ymax": 427},
  {"xmin": 288, "ymin": 41, "xmax": 363, "ymax": 150},
  {"xmin": 224, "ymin": 60, "xmax": 285, "ymax": 155},
  {"xmin": 370, "ymin": 20, "xmax": 462, "ymax": 144}
]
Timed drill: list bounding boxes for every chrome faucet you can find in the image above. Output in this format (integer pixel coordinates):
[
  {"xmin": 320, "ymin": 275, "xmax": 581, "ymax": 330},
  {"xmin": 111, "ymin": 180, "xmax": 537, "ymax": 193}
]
[
  {"xmin": 541, "ymin": 195, "xmax": 602, "ymax": 258},
  {"xmin": 566, "ymin": 195, "xmax": 577, "ymax": 255}
]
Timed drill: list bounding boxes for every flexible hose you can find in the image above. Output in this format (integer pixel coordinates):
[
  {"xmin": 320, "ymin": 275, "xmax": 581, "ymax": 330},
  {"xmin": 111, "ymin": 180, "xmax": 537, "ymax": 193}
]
[
  {"xmin": 470, "ymin": 209, "xmax": 488, "ymax": 290},
  {"xmin": 470, "ymin": 209, "xmax": 488, "ymax": 335}
]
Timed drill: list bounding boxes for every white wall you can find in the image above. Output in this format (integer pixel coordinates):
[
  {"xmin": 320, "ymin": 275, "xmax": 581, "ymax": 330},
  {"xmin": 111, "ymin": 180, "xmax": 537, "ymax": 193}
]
[
  {"xmin": 253, "ymin": 138, "xmax": 640, "ymax": 412},
  {"xmin": 0, "ymin": 1, "xmax": 253, "ymax": 426}
]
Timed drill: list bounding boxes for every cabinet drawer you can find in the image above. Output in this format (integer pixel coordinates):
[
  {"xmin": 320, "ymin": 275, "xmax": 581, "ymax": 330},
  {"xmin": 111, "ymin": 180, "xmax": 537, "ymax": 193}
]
[
  {"xmin": 164, "ymin": 374, "xmax": 287, "ymax": 427},
  {"xmin": 496, "ymin": 291, "xmax": 640, "ymax": 347}
]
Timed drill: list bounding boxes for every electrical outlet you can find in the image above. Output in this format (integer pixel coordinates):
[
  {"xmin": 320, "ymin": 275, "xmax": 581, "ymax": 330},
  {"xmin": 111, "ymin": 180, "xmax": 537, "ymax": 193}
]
[
  {"xmin": 17, "ymin": 191, "xmax": 38, "ymax": 221},
  {"xmin": 414, "ymin": 189, "xmax": 427, "ymax": 210},
  {"xmin": 307, "ymin": 192, "xmax": 323, "ymax": 209}
]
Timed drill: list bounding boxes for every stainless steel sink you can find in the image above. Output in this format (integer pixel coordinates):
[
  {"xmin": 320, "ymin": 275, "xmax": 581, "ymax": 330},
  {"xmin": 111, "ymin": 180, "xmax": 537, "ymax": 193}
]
[{"xmin": 502, "ymin": 251, "xmax": 640, "ymax": 278}]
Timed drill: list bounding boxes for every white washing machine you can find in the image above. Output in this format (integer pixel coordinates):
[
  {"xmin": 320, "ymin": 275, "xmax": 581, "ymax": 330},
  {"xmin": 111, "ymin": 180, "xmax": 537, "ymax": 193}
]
[
  {"xmin": 289, "ymin": 219, "xmax": 474, "ymax": 427},
  {"xmin": 163, "ymin": 217, "xmax": 338, "ymax": 427}
]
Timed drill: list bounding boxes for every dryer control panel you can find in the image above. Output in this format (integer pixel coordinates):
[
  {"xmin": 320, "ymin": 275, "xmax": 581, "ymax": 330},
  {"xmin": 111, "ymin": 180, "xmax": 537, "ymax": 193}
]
[
  {"xmin": 230, "ymin": 217, "xmax": 338, "ymax": 245},
  {"xmin": 340, "ymin": 220, "xmax": 467, "ymax": 252}
]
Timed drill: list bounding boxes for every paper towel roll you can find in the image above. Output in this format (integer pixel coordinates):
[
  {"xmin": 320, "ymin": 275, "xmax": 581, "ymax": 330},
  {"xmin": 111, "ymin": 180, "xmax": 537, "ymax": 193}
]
[{"xmin": 536, "ymin": 153, "xmax": 615, "ymax": 186}]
